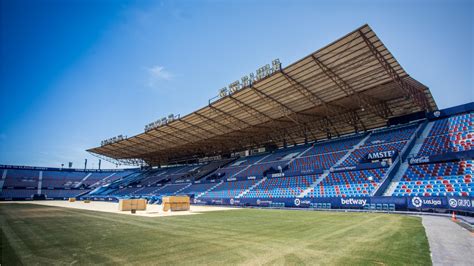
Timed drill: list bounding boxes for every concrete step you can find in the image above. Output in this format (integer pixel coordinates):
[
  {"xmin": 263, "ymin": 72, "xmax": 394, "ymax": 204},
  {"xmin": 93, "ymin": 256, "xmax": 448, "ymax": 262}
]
[
  {"xmin": 0, "ymin": 169, "xmax": 7, "ymax": 192},
  {"xmin": 237, "ymin": 177, "xmax": 267, "ymax": 198},
  {"xmin": 37, "ymin": 171, "xmax": 43, "ymax": 195},
  {"xmin": 383, "ymin": 161, "xmax": 409, "ymax": 196},
  {"xmin": 332, "ymin": 133, "xmax": 372, "ymax": 168},
  {"xmin": 196, "ymin": 181, "xmax": 223, "ymax": 199},
  {"xmin": 408, "ymin": 121, "xmax": 435, "ymax": 158},
  {"xmin": 174, "ymin": 183, "xmax": 193, "ymax": 195},
  {"xmin": 74, "ymin": 173, "xmax": 92, "ymax": 188},
  {"xmin": 230, "ymin": 153, "xmax": 272, "ymax": 178},
  {"xmin": 298, "ymin": 171, "xmax": 329, "ymax": 198}
]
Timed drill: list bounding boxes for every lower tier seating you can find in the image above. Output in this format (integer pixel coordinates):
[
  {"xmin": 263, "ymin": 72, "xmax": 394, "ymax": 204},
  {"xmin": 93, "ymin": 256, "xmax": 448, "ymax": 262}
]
[
  {"xmin": 307, "ymin": 168, "xmax": 387, "ymax": 198},
  {"xmin": 201, "ymin": 179, "xmax": 258, "ymax": 199},
  {"xmin": 154, "ymin": 183, "xmax": 190, "ymax": 195},
  {"xmin": 243, "ymin": 175, "xmax": 319, "ymax": 198},
  {"xmin": 178, "ymin": 182, "xmax": 218, "ymax": 195},
  {"xmin": 0, "ymin": 189, "xmax": 37, "ymax": 198},
  {"xmin": 393, "ymin": 160, "xmax": 473, "ymax": 197},
  {"xmin": 113, "ymin": 187, "xmax": 143, "ymax": 196},
  {"xmin": 133, "ymin": 186, "xmax": 163, "ymax": 195},
  {"xmin": 43, "ymin": 189, "xmax": 89, "ymax": 198}
]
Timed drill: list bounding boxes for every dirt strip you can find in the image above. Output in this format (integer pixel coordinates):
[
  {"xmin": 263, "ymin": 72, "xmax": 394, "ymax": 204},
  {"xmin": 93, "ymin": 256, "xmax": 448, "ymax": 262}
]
[{"xmin": 0, "ymin": 200, "xmax": 238, "ymax": 217}]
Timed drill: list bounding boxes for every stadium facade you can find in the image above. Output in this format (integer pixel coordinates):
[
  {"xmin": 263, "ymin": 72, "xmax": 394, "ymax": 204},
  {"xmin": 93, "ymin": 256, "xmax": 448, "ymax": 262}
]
[{"xmin": 1, "ymin": 25, "xmax": 473, "ymax": 214}]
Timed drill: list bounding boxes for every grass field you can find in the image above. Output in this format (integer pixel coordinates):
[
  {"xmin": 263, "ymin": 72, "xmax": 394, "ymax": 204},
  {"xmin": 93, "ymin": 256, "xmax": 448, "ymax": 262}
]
[{"xmin": 0, "ymin": 203, "xmax": 431, "ymax": 265}]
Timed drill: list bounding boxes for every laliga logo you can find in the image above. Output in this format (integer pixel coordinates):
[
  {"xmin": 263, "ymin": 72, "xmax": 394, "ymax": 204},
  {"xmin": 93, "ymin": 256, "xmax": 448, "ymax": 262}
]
[
  {"xmin": 294, "ymin": 198, "xmax": 301, "ymax": 206},
  {"xmin": 230, "ymin": 198, "xmax": 234, "ymax": 205},
  {"xmin": 412, "ymin": 197, "xmax": 423, "ymax": 208},
  {"xmin": 449, "ymin": 198, "xmax": 458, "ymax": 208}
]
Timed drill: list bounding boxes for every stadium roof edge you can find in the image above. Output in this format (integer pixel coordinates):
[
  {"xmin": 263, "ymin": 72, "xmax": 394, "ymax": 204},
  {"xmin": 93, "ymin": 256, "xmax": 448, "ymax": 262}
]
[{"xmin": 88, "ymin": 24, "xmax": 437, "ymax": 166}]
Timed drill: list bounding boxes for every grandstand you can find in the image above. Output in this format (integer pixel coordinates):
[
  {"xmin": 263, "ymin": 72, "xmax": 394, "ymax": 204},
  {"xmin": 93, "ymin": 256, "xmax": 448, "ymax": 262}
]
[
  {"xmin": 2, "ymin": 102, "xmax": 471, "ymax": 213},
  {"xmin": 1, "ymin": 25, "xmax": 472, "ymax": 215}
]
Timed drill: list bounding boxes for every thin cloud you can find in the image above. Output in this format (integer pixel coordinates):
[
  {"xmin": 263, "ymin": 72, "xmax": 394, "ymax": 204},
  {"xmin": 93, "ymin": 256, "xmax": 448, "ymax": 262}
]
[{"xmin": 146, "ymin": 65, "xmax": 173, "ymax": 88}]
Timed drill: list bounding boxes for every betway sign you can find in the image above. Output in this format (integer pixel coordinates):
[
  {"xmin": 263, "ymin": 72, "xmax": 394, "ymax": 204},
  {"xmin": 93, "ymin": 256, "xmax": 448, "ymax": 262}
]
[
  {"xmin": 340, "ymin": 198, "xmax": 367, "ymax": 206},
  {"xmin": 366, "ymin": 150, "xmax": 396, "ymax": 160}
]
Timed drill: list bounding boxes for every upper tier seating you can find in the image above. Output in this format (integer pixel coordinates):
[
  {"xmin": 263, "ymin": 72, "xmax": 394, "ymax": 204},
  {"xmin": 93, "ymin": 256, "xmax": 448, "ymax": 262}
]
[
  {"xmin": 363, "ymin": 124, "xmax": 418, "ymax": 146},
  {"xmin": 338, "ymin": 125, "xmax": 417, "ymax": 167},
  {"xmin": 307, "ymin": 168, "xmax": 387, "ymax": 198},
  {"xmin": 417, "ymin": 134, "xmax": 473, "ymax": 156},
  {"xmin": 428, "ymin": 113, "xmax": 473, "ymax": 137},
  {"xmin": 393, "ymin": 160, "xmax": 473, "ymax": 197},
  {"xmin": 417, "ymin": 113, "xmax": 473, "ymax": 156},
  {"xmin": 213, "ymin": 165, "xmax": 247, "ymax": 179},
  {"xmin": 135, "ymin": 169, "xmax": 171, "ymax": 186},
  {"xmin": 201, "ymin": 179, "xmax": 258, "ymax": 199},
  {"xmin": 340, "ymin": 141, "xmax": 407, "ymax": 166},
  {"xmin": 303, "ymin": 135, "xmax": 364, "ymax": 156},
  {"xmin": 243, "ymin": 175, "xmax": 319, "ymax": 198},
  {"xmin": 227, "ymin": 154, "xmax": 268, "ymax": 167},
  {"xmin": 235, "ymin": 160, "xmax": 289, "ymax": 178},
  {"xmin": 2, "ymin": 169, "xmax": 39, "ymax": 188},
  {"xmin": 135, "ymin": 166, "xmax": 195, "ymax": 186},
  {"xmin": 83, "ymin": 171, "xmax": 134, "ymax": 187},
  {"xmin": 42, "ymin": 171, "xmax": 86, "ymax": 188},
  {"xmin": 289, "ymin": 151, "xmax": 346, "ymax": 171},
  {"xmin": 259, "ymin": 145, "xmax": 310, "ymax": 163}
]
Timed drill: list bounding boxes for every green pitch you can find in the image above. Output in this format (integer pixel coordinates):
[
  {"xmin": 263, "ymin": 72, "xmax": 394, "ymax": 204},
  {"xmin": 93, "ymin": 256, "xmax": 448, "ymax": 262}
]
[{"xmin": 1, "ymin": 203, "xmax": 430, "ymax": 265}]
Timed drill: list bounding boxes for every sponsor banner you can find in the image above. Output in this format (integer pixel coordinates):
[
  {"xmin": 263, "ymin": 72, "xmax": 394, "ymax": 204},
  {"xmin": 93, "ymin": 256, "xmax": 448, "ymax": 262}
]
[
  {"xmin": 174, "ymin": 179, "xmax": 192, "ymax": 184},
  {"xmin": 426, "ymin": 102, "xmax": 473, "ymax": 120},
  {"xmin": 292, "ymin": 198, "xmax": 312, "ymax": 207},
  {"xmin": 283, "ymin": 169, "xmax": 324, "ymax": 177},
  {"xmin": 408, "ymin": 196, "xmax": 444, "ymax": 209},
  {"xmin": 409, "ymin": 150, "xmax": 474, "ymax": 165},
  {"xmin": 196, "ymin": 196, "xmax": 474, "ymax": 213},
  {"xmin": 225, "ymin": 197, "xmax": 313, "ymax": 208},
  {"xmin": 270, "ymin": 172, "xmax": 285, "ymax": 178},
  {"xmin": 339, "ymin": 198, "xmax": 368, "ymax": 207},
  {"xmin": 81, "ymin": 196, "xmax": 119, "ymax": 202},
  {"xmin": 0, "ymin": 164, "xmax": 132, "ymax": 172},
  {"xmin": 197, "ymin": 198, "xmax": 232, "ymax": 205},
  {"xmin": 446, "ymin": 197, "xmax": 474, "ymax": 212},
  {"xmin": 331, "ymin": 162, "xmax": 389, "ymax": 173},
  {"xmin": 408, "ymin": 196, "xmax": 474, "ymax": 212},
  {"xmin": 226, "ymin": 176, "xmax": 261, "ymax": 182},
  {"xmin": 193, "ymin": 179, "xmax": 217, "ymax": 184},
  {"xmin": 364, "ymin": 150, "xmax": 397, "ymax": 161}
]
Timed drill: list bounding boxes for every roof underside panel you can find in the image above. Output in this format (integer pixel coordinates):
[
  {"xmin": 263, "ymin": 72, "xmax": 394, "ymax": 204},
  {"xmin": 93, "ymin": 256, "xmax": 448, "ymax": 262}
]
[{"xmin": 88, "ymin": 24, "xmax": 437, "ymax": 166}]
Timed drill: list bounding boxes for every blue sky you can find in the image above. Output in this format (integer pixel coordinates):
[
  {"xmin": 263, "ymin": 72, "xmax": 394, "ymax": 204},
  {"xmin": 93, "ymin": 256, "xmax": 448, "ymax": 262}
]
[{"xmin": 0, "ymin": 0, "xmax": 473, "ymax": 169}]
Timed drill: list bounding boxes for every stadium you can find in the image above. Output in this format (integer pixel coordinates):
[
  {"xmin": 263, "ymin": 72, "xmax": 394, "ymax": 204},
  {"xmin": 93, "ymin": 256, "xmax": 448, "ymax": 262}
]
[{"xmin": 1, "ymin": 3, "xmax": 473, "ymax": 265}]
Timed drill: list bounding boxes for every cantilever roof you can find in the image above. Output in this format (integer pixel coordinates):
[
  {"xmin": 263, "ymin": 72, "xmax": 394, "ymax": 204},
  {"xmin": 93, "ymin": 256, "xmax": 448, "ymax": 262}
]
[{"xmin": 88, "ymin": 24, "xmax": 437, "ymax": 166}]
